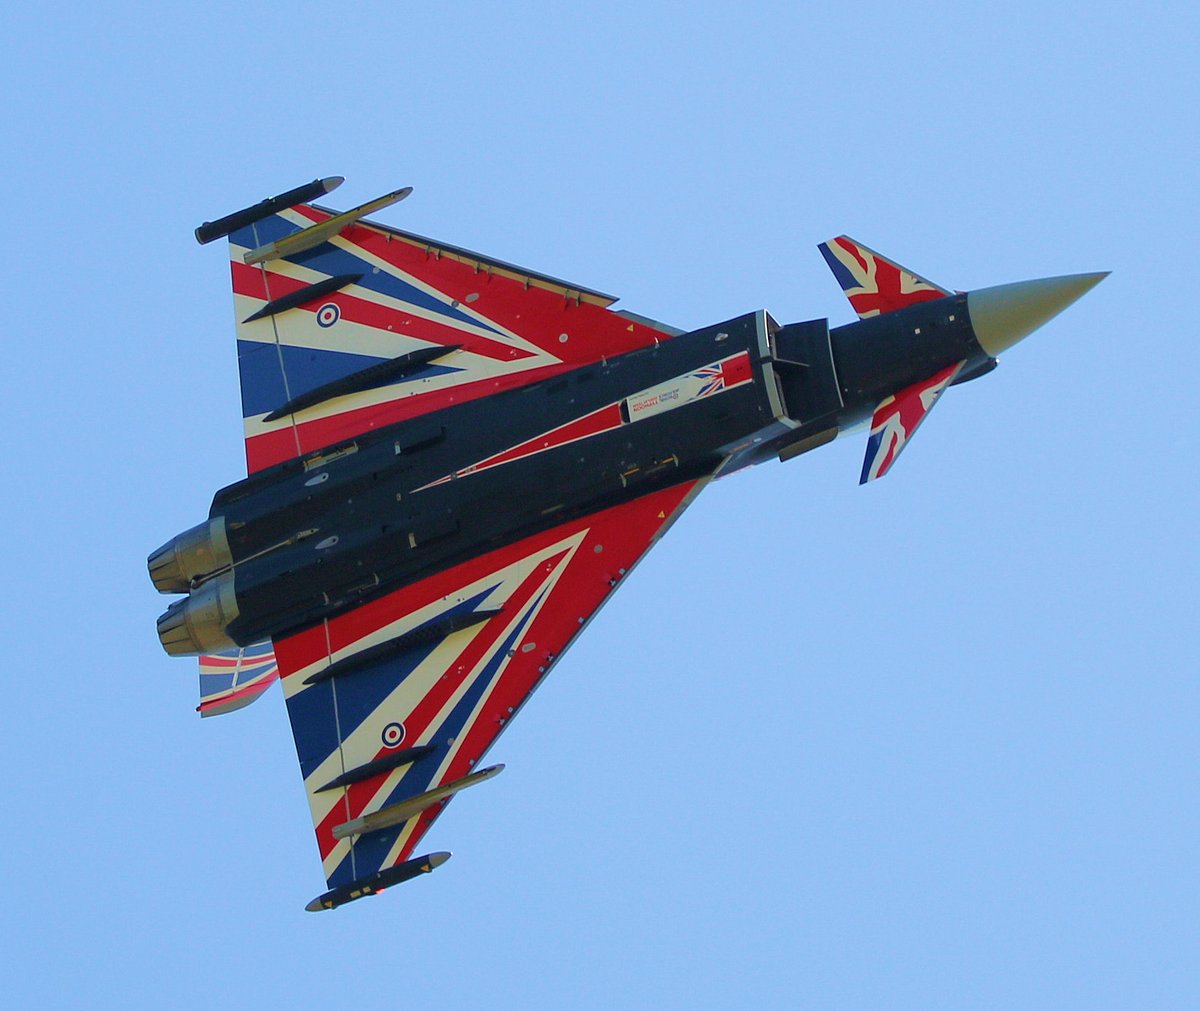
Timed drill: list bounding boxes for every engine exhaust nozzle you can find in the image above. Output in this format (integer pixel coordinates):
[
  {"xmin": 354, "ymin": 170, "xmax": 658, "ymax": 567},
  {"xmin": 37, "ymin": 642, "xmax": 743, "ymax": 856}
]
[
  {"xmin": 156, "ymin": 571, "xmax": 240, "ymax": 656},
  {"xmin": 147, "ymin": 517, "xmax": 232, "ymax": 594}
]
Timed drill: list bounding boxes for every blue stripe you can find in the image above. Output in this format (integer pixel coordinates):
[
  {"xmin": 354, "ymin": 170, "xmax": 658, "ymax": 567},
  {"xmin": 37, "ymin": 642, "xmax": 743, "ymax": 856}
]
[
  {"xmin": 860, "ymin": 431, "xmax": 884, "ymax": 483},
  {"xmin": 330, "ymin": 590, "xmax": 500, "ymax": 743},
  {"xmin": 286, "ymin": 679, "xmax": 343, "ymax": 781},
  {"xmin": 234, "ymin": 665, "xmax": 274, "ymax": 688},
  {"xmin": 819, "ymin": 242, "xmax": 859, "ymax": 294},
  {"xmin": 326, "ymin": 589, "xmax": 545, "ymax": 887},
  {"xmin": 237, "ymin": 341, "xmax": 287, "ymax": 419},
  {"xmin": 290, "ymin": 243, "xmax": 499, "ymax": 333},
  {"xmin": 199, "ymin": 672, "xmax": 235, "ymax": 696},
  {"xmin": 236, "ymin": 340, "xmax": 461, "ymax": 418}
]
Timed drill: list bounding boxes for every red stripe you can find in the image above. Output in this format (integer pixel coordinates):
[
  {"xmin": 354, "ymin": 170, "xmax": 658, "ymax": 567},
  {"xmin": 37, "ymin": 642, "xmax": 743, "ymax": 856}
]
[
  {"xmin": 719, "ymin": 351, "xmax": 753, "ymax": 387},
  {"xmin": 288, "ymin": 204, "xmax": 670, "ymax": 361},
  {"xmin": 835, "ymin": 236, "xmax": 870, "ymax": 274},
  {"xmin": 458, "ymin": 402, "xmax": 624, "ymax": 477}
]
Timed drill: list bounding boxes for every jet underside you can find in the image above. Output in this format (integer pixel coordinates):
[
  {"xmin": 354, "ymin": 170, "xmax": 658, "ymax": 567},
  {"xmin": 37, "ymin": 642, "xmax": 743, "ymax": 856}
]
[{"xmin": 149, "ymin": 179, "xmax": 1105, "ymax": 909}]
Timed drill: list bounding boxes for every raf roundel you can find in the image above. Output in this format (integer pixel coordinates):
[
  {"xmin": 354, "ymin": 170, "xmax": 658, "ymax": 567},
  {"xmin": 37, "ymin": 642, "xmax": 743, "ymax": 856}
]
[
  {"xmin": 381, "ymin": 722, "xmax": 406, "ymax": 749},
  {"xmin": 316, "ymin": 303, "xmax": 341, "ymax": 328}
]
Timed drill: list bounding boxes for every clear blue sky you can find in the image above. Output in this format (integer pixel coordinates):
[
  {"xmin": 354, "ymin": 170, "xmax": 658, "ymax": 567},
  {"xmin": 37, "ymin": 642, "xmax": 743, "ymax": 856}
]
[{"xmin": 3, "ymin": 2, "xmax": 1196, "ymax": 1007}]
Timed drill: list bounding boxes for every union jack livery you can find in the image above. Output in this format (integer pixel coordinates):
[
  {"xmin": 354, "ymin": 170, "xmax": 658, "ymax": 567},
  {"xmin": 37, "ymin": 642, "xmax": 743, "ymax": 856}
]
[
  {"xmin": 860, "ymin": 361, "xmax": 965, "ymax": 484},
  {"xmin": 818, "ymin": 235, "xmax": 951, "ymax": 319},
  {"xmin": 150, "ymin": 177, "xmax": 1106, "ymax": 909}
]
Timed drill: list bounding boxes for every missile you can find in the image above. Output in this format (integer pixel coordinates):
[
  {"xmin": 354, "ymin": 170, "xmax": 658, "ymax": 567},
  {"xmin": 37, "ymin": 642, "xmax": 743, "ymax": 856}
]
[
  {"xmin": 193, "ymin": 176, "xmax": 344, "ymax": 245},
  {"xmin": 242, "ymin": 187, "xmax": 412, "ymax": 265},
  {"xmin": 331, "ymin": 763, "xmax": 505, "ymax": 840}
]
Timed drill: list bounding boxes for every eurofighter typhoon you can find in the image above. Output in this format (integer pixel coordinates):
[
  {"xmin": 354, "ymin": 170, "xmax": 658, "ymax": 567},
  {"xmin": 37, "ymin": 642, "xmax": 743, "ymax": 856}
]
[{"xmin": 149, "ymin": 178, "xmax": 1106, "ymax": 910}]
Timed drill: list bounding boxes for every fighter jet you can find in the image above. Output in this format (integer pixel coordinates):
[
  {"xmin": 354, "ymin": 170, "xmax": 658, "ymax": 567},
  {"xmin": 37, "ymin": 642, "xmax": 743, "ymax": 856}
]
[{"xmin": 149, "ymin": 178, "xmax": 1106, "ymax": 910}]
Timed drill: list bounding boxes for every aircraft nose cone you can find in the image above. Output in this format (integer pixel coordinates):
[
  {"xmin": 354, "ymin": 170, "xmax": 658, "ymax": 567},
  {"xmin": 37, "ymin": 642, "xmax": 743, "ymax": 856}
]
[{"xmin": 967, "ymin": 272, "xmax": 1109, "ymax": 357}]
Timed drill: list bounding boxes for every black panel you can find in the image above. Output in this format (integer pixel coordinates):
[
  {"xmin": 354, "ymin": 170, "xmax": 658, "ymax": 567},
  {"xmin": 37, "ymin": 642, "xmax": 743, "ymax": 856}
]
[
  {"xmin": 771, "ymin": 317, "xmax": 843, "ymax": 425},
  {"xmin": 828, "ymin": 294, "xmax": 989, "ymax": 419}
]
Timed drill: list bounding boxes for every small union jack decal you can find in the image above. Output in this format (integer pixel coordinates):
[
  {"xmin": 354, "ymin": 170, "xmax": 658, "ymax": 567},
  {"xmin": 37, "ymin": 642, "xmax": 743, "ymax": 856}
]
[
  {"xmin": 819, "ymin": 236, "xmax": 950, "ymax": 319},
  {"xmin": 693, "ymin": 363, "xmax": 728, "ymax": 398},
  {"xmin": 860, "ymin": 361, "xmax": 965, "ymax": 484}
]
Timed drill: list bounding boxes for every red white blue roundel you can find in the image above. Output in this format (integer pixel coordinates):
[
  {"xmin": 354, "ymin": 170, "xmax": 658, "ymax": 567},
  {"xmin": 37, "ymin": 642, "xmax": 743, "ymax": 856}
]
[
  {"xmin": 381, "ymin": 722, "xmax": 405, "ymax": 748},
  {"xmin": 316, "ymin": 303, "xmax": 340, "ymax": 328}
]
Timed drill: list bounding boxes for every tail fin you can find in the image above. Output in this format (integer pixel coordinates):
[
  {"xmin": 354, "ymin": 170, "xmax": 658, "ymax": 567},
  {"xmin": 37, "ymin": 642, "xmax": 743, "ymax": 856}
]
[
  {"xmin": 198, "ymin": 642, "xmax": 279, "ymax": 717},
  {"xmin": 818, "ymin": 236, "xmax": 951, "ymax": 319}
]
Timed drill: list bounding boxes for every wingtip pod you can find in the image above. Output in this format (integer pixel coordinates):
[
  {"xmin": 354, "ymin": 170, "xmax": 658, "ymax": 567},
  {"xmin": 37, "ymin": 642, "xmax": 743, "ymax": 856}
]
[
  {"xmin": 193, "ymin": 175, "xmax": 345, "ymax": 245},
  {"xmin": 967, "ymin": 271, "xmax": 1109, "ymax": 357},
  {"xmin": 305, "ymin": 851, "xmax": 453, "ymax": 912}
]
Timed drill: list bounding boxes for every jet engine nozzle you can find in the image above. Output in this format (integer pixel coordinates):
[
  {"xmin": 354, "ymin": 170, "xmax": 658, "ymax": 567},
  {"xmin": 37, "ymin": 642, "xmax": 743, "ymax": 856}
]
[
  {"xmin": 967, "ymin": 272, "xmax": 1108, "ymax": 357},
  {"xmin": 148, "ymin": 517, "xmax": 233, "ymax": 594},
  {"xmin": 156, "ymin": 571, "xmax": 240, "ymax": 656}
]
